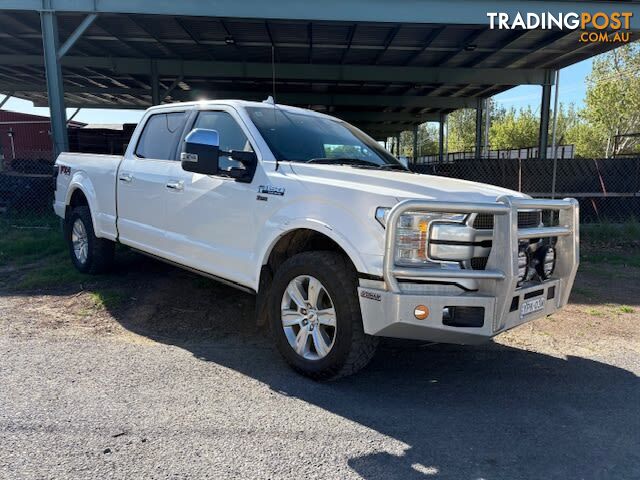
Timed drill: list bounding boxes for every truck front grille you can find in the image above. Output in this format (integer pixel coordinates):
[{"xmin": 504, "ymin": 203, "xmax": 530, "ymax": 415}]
[
  {"xmin": 470, "ymin": 210, "xmax": 542, "ymax": 271},
  {"xmin": 473, "ymin": 211, "xmax": 542, "ymax": 230},
  {"xmin": 471, "ymin": 257, "xmax": 489, "ymax": 270}
]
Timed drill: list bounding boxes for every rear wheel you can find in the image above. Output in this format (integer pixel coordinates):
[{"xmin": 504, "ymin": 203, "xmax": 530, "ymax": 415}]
[
  {"xmin": 269, "ymin": 251, "xmax": 378, "ymax": 380},
  {"xmin": 65, "ymin": 206, "xmax": 114, "ymax": 274}
]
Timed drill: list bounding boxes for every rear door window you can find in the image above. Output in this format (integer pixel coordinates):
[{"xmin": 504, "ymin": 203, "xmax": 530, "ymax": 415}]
[{"xmin": 135, "ymin": 112, "xmax": 187, "ymax": 160}]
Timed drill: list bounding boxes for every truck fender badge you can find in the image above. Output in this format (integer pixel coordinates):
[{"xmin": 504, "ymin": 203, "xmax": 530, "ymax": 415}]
[
  {"xmin": 59, "ymin": 165, "xmax": 71, "ymax": 176},
  {"xmin": 258, "ymin": 185, "xmax": 285, "ymax": 196},
  {"xmin": 360, "ymin": 290, "xmax": 382, "ymax": 302},
  {"xmin": 180, "ymin": 152, "xmax": 198, "ymax": 162},
  {"xmin": 256, "ymin": 195, "xmax": 268, "ymax": 202}
]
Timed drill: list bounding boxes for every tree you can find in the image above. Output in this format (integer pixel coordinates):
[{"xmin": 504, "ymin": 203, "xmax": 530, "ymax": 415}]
[
  {"xmin": 392, "ymin": 44, "xmax": 640, "ymax": 161},
  {"xmin": 553, "ymin": 103, "xmax": 580, "ymax": 146},
  {"xmin": 570, "ymin": 43, "xmax": 640, "ymax": 157},
  {"xmin": 489, "ymin": 106, "xmax": 539, "ymax": 150},
  {"xmin": 396, "ymin": 123, "xmax": 439, "ymax": 158},
  {"xmin": 445, "ymin": 100, "xmax": 504, "ymax": 154},
  {"xmin": 447, "ymin": 108, "xmax": 477, "ymax": 152}
]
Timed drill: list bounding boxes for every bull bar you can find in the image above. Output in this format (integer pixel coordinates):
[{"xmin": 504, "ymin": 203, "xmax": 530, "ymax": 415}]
[{"xmin": 358, "ymin": 196, "xmax": 579, "ymax": 343}]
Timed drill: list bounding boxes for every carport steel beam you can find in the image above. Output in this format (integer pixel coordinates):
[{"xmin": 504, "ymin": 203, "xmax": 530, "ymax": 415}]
[
  {"xmin": 335, "ymin": 112, "xmax": 440, "ymax": 123},
  {"xmin": 2, "ymin": 0, "xmax": 639, "ymax": 29},
  {"xmin": 0, "ymin": 55, "xmax": 555, "ymax": 85},
  {"xmin": 57, "ymin": 13, "xmax": 97, "ymax": 59},
  {"xmin": 0, "ymin": 84, "xmax": 481, "ymax": 109}
]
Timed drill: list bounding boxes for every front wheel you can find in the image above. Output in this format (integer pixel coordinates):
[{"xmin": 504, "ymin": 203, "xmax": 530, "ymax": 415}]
[
  {"xmin": 64, "ymin": 206, "xmax": 114, "ymax": 274},
  {"xmin": 269, "ymin": 251, "xmax": 378, "ymax": 380}
]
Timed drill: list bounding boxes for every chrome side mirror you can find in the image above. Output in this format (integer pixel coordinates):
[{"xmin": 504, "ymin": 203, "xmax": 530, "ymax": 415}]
[{"xmin": 181, "ymin": 128, "xmax": 220, "ymax": 175}]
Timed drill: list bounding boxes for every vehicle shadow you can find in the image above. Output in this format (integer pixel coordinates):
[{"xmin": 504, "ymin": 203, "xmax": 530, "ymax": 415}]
[{"xmin": 98, "ymin": 255, "xmax": 640, "ymax": 480}]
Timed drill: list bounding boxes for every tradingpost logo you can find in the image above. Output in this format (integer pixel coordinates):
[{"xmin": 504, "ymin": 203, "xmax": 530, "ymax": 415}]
[{"xmin": 487, "ymin": 11, "xmax": 633, "ymax": 43}]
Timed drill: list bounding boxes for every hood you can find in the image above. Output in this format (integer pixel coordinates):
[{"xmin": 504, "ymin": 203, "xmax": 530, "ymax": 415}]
[{"xmin": 288, "ymin": 163, "xmax": 528, "ymax": 203}]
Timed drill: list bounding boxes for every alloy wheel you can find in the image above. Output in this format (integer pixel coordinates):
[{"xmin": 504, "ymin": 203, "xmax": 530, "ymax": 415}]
[{"xmin": 281, "ymin": 275, "xmax": 337, "ymax": 360}]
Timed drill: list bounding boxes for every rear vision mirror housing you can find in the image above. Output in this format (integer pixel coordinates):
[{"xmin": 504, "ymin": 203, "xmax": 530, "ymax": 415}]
[{"xmin": 181, "ymin": 128, "xmax": 220, "ymax": 175}]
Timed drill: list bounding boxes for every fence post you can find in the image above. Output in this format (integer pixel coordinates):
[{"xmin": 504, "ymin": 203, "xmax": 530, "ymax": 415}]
[
  {"xmin": 551, "ymin": 70, "xmax": 560, "ymax": 198},
  {"xmin": 475, "ymin": 98, "xmax": 483, "ymax": 160}
]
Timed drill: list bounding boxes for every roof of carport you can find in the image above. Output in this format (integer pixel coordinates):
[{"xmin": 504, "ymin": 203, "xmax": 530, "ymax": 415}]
[{"xmin": 0, "ymin": 0, "xmax": 638, "ymax": 138}]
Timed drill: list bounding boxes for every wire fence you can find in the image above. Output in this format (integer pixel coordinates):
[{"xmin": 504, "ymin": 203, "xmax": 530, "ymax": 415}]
[
  {"xmin": 1, "ymin": 126, "xmax": 132, "ymax": 224},
  {"xmin": 416, "ymin": 145, "xmax": 576, "ymax": 163},
  {"xmin": 1, "ymin": 142, "xmax": 639, "ymax": 225},
  {"xmin": 0, "ymin": 149, "xmax": 55, "ymax": 217},
  {"xmin": 411, "ymin": 157, "xmax": 640, "ymax": 223}
]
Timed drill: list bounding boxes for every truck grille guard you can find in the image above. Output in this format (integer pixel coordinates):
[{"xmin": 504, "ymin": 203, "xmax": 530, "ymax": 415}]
[{"xmin": 383, "ymin": 196, "xmax": 579, "ymax": 332}]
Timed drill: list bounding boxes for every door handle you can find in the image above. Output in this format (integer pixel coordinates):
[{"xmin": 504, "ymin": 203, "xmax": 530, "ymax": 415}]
[
  {"xmin": 119, "ymin": 173, "xmax": 132, "ymax": 183},
  {"xmin": 166, "ymin": 180, "xmax": 184, "ymax": 191}
]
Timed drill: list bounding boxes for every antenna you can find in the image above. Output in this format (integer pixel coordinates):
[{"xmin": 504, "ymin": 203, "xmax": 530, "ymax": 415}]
[
  {"xmin": 271, "ymin": 44, "xmax": 276, "ymax": 103},
  {"xmin": 271, "ymin": 44, "xmax": 280, "ymax": 171}
]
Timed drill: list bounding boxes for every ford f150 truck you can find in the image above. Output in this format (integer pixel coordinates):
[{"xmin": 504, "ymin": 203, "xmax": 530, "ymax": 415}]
[{"xmin": 54, "ymin": 99, "xmax": 579, "ymax": 379}]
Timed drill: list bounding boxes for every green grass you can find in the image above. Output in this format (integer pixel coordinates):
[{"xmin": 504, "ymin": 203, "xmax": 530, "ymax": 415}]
[
  {"xmin": 88, "ymin": 289, "xmax": 129, "ymax": 310},
  {"xmin": 571, "ymin": 286, "xmax": 597, "ymax": 298},
  {"xmin": 581, "ymin": 251, "xmax": 640, "ymax": 268},
  {"xmin": 0, "ymin": 214, "xmax": 92, "ymax": 290},
  {"xmin": 0, "ymin": 223, "xmax": 65, "ymax": 266},
  {"xmin": 586, "ymin": 308, "xmax": 604, "ymax": 317},
  {"xmin": 619, "ymin": 305, "xmax": 635, "ymax": 314},
  {"xmin": 581, "ymin": 220, "xmax": 640, "ymax": 245},
  {"xmin": 577, "ymin": 263, "xmax": 616, "ymax": 279},
  {"xmin": 14, "ymin": 259, "xmax": 88, "ymax": 290}
]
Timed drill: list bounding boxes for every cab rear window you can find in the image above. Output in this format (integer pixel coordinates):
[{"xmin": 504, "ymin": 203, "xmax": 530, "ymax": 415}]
[{"xmin": 135, "ymin": 112, "xmax": 187, "ymax": 160}]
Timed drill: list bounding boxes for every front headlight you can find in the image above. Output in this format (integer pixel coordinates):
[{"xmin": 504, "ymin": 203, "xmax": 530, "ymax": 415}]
[{"xmin": 375, "ymin": 207, "xmax": 466, "ymax": 266}]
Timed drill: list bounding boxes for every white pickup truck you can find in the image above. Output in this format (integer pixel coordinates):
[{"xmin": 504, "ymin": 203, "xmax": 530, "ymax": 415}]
[{"xmin": 54, "ymin": 99, "xmax": 579, "ymax": 379}]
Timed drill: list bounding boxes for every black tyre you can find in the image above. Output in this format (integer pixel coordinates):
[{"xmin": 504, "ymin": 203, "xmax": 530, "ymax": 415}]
[
  {"xmin": 269, "ymin": 251, "xmax": 378, "ymax": 380},
  {"xmin": 64, "ymin": 206, "xmax": 114, "ymax": 274}
]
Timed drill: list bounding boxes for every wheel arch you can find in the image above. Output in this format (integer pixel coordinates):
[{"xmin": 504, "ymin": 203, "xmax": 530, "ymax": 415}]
[
  {"xmin": 64, "ymin": 173, "xmax": 100, "ymax": 234},
  {"xmin": 259, "ymin": 222, "xmax": 368, "ymax": 284},
  {"xmin": 254, "ymin": 225, "xmax": 365, "ymax": 327}
]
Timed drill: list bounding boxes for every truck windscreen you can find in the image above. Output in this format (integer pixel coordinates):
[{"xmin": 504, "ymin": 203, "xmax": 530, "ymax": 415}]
[{"xmin": 246, "ymin": 107, "xmax": 406, "ymax": 169}]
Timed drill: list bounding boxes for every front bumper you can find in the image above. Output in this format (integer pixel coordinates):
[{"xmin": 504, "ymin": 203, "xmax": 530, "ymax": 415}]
[
  {"xmin": 359, "ymin": 279, "xmax": 561, "ymax": 344},
  {"xmin": 358, "ymin": 196, "xmax": 579, "ymax": 344}
]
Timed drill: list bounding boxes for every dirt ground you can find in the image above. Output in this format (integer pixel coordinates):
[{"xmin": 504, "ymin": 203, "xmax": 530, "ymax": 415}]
[
  {"xmin": 1, "ymin": 244, "xmax": 639, "ymax": 479},
  {"xmin": 1, "ymin": 245, "xmax": 639, "ymax": 359}
]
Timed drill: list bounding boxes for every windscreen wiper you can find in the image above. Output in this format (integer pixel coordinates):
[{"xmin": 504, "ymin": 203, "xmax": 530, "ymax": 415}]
[
  {"xmin": 350, "ymin": 163, "xmax": 408, "ymax": 171},
  {"xmin": 306, "ymin": 157, "xmax": 408, "ymax": 171},
  {"xmin": 307, "ymin": 157, "xmax": 401, "ymax": 168},
  {"xmin": 306, "ymin": 157, "xmax": 378, "ymax": 166}
]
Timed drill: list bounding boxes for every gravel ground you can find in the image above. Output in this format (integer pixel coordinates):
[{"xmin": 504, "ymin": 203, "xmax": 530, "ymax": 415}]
[{"xmin": 1, "ymin": 254, "xmax": 639, "ymax": 479}]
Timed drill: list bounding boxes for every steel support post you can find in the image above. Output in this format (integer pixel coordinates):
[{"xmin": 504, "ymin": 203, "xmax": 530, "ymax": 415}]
[
  {"xmin": 151, "ymin": 60, "xmax": 160, "ymax": 105},
  {"xmin": 538, "ymin": 72, "xmax": 554, "ymax": 160},
  {"xmin": 412, "ymin": 124, "xmax": 418, "ymax": 165},
  {"xmin": 484, "ymin": 98, "xmax": 490, "ymax": 156},
  {"xmin": 40, "ymin": 6, "xmax": 68, "ymax": 156},
  {"xmin": 396, "ymin": 134, "xmax": 401, "ymax": 157},
  {"xmin": 475, "ymin": 97, "xmax": 483, "ymax": 160}
]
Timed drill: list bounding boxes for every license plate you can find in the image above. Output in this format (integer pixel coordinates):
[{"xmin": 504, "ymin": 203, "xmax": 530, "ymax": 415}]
[{"xmin": 520, "ymin": 297, "xmax": 545, "ymax": 318}]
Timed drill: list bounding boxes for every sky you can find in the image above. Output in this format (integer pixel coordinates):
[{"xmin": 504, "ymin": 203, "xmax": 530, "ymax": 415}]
[
  {"xmin": 492, "ymin": 58, "xmax": 593, "ymax": 115},
  {"xmin": 0, "ymin": 57, "xmax": 594, "ymax": 125}
]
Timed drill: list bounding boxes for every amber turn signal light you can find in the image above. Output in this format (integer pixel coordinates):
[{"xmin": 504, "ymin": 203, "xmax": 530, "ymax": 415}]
[{"xmin": 414, "ymin": 305, "xmax": 429, "ymax": 320}]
